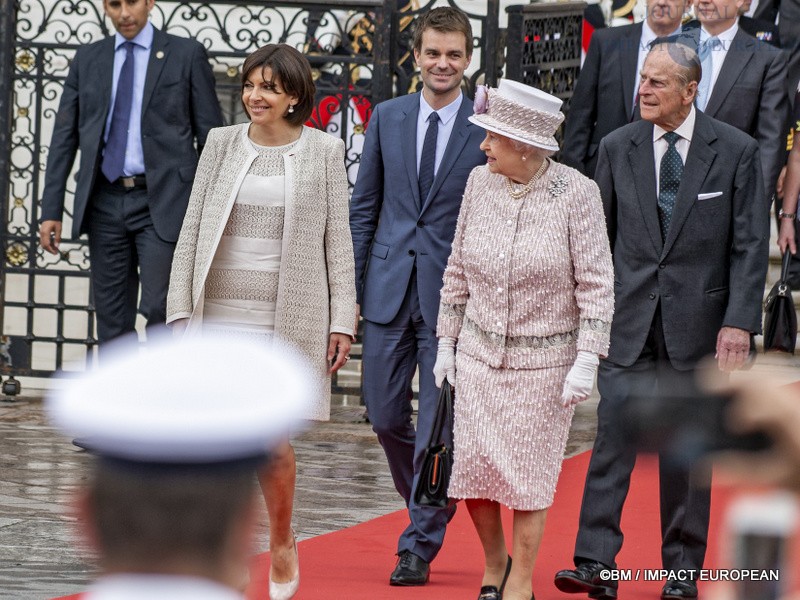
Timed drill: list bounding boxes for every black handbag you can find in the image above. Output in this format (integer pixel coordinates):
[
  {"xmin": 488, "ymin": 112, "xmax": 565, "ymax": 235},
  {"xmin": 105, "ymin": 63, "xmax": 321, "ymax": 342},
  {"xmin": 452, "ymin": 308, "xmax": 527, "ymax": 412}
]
[
  {"xmin": 414, "ymin": 380, "xmax": 454, "ymax": 508},
  {"xmin": 763, "ymin": 251, "xmax": 797, "ymax": 353}
]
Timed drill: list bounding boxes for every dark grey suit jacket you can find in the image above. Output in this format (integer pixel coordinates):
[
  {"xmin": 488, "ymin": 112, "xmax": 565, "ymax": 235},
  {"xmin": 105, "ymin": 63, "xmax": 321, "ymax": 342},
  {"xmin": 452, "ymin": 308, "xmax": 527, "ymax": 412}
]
[
  {"xmin": 40, "ymin": 27, "xmax": 223, "ymax": 242},
  {"xmin": 677, "ymin": 27, "xmax": 789, "ymax": 204},
  {"xmin": 561, "ymin": 22, "xmax": 643, "ymax": 177},
  {"xmin": 597, "ymin": 111, "xmax": 769, "ymax": 369}
]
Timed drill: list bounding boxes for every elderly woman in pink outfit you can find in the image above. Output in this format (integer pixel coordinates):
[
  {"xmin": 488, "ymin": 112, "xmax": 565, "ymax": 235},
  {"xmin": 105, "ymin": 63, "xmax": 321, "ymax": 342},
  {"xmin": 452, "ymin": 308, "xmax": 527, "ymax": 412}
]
[{"xmin": 434, "ymin": 80, "xmax": 614, "ymax": 600}]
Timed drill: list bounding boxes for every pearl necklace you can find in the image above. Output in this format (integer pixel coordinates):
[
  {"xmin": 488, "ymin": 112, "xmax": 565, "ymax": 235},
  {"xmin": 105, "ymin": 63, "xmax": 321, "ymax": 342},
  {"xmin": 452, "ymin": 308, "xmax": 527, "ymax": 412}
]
[{"xmin": 505, "ymin": 159, "xmax": 548, "ymax": 199}]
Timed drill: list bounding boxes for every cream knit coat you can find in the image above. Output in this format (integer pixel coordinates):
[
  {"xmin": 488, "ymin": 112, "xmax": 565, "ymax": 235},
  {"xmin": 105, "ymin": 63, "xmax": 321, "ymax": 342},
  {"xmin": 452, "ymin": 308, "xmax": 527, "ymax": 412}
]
[{"xmin": 167, "ymin": 124, "xmax": 357, "ymax": 420}]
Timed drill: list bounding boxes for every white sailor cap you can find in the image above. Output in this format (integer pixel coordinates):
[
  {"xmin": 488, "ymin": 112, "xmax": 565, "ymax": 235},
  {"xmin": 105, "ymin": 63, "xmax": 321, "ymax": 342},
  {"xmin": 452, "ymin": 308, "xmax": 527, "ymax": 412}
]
[{"xmin": 47, "ymin": 333, "xmax": 313, "ymax": 468}]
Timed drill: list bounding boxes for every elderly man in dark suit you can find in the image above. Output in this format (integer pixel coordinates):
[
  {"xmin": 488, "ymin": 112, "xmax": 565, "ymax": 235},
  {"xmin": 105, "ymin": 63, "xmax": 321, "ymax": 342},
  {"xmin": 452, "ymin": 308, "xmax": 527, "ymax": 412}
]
[
  {"xmin": 350, "ymin": 6, "xmax": 486, "ymax": 587},
  {"xmin": 38, "ymin": 0, "xmax": 222, "ymax": 346},
  {"xmin": 554, "ymin": 42, "xmax": 768, "ymax": 600},
  {"xmin": 562, "ymin": 0, "xmax": 688, "ymax": 177}
]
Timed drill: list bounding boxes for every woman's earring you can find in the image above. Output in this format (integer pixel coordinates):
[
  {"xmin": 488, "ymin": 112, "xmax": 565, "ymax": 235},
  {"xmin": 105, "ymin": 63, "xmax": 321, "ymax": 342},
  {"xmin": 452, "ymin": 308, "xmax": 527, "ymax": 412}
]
[
  {"xmin": 522, "ymin": 154, "xmax": 527, "ymax": 161},
  {"xmin": 288, "ymin": 105, "xmax": 295, "ymax": 114}
]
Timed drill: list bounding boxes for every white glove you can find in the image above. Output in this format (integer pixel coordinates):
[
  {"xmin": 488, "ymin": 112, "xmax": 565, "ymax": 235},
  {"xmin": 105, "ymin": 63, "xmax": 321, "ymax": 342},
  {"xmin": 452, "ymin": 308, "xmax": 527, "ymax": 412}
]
[
  {"xmin": 561, "ymin": 351, "xmax": 599, "ymax": 407},
  {"xmin": 433, "ymin": 336, "xmax": 457, "ymax": 388}
]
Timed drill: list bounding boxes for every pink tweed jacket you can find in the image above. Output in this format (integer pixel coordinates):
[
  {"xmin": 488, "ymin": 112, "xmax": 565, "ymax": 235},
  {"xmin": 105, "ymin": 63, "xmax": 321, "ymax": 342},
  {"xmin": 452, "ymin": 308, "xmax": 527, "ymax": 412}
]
[{"xmin": 437, "ymin": 161, "xmax": 614, "ymax": 369}]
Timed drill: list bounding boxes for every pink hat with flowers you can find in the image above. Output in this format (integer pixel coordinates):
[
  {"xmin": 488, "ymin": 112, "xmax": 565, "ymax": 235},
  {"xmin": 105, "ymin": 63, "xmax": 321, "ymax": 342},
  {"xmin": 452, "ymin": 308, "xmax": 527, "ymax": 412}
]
[{"xmin": 469, "ymin": 79, "xmax": 564, "ymax": 152}]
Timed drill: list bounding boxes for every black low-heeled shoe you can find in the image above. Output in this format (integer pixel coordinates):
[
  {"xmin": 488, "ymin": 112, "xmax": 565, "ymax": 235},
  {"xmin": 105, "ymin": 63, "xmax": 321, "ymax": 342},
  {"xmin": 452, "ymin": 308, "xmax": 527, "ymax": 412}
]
[
  {"xmin": 477, "ymin": 556, "xmax": 513, "ymax": 600},
  {"xmin": 478, "ymin": 586, "xmax": 502, "ymax": 600}
]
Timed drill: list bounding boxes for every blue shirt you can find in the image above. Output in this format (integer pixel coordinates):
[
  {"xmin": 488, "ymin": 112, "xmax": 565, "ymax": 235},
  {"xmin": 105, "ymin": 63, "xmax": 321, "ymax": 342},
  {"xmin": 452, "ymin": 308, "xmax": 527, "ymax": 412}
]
[
  {"xmin": 417, "ymin": 92, "xmax": 463, "ymax": 178},
  {"xmin": 103, "ymin": 21, "xmax": 153, "ymax": 176}
]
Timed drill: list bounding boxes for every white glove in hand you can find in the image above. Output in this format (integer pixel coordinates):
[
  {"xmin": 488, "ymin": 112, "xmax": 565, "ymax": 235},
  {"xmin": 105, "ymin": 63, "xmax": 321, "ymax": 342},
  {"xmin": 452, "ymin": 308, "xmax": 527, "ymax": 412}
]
[
  {"xmin": 561, "ymin": 351, "xmax": 600, "ymax": 407},
  {"xmin": 433, "ymin": 336, "xmax": 457, "ymax": 388}
]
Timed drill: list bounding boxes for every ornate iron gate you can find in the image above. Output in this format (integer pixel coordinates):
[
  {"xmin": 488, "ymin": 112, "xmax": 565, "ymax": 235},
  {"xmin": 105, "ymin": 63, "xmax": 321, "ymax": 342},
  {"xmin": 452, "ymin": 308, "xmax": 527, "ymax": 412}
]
[{"xmin": 0, "ymin": 0, "xmax": 503, "ymax": 392}]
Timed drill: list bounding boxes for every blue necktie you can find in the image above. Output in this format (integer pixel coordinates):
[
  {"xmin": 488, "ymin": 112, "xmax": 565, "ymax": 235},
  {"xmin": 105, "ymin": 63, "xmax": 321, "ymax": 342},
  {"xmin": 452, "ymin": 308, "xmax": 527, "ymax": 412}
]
[
  {"xmin": 695, "ymin": 37, "xmax": 719, "ymax": 112},
  {"xmin": 658, "ymin": 131, "xmax": 683, "ymax": 240},
  {"xmin": 418, "ymin": 112, "xmax": 439, "ymax": 203},
  {"xmin": 102, "ymin": 42, "xmax": 135, "ymax": 182}
]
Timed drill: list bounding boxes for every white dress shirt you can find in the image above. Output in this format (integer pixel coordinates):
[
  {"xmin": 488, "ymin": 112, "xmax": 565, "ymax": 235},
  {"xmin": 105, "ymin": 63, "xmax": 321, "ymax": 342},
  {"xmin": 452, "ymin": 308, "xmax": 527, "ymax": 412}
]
[{"xmin": 653, "ymin": 106, "xmax": 696, "ymax": 196}]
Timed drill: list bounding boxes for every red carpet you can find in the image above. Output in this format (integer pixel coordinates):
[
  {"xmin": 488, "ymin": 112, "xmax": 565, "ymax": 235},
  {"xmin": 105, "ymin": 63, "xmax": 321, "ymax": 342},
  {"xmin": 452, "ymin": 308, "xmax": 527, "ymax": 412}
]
[
  {"xmin": 244, "ymin": 453, "xmax": 741, "ymax": 599},
  {"xmin": 57, "ymin": 452, "xmax": 798, "ymax": 600}
]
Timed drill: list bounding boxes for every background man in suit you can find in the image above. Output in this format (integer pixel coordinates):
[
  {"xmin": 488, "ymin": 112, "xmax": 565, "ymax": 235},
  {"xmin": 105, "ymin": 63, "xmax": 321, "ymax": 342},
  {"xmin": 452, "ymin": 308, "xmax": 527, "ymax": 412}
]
[
  {"xmin": 38, "ymin": 0, "xmax": 222, "ymax": 347},
  {"xmin": 349, "ymin": 6, "xmax": 486, "ymax": 587},
  {"xmin": 554, "ymin": 42, "xmax": 768, "ymax": 600},
  {"xmin": 562, "ymin": 0, "xmax": 688, "ymax": 177},
  {"xmin": 738, "ymin": 0, "xmax": 781, "ymax": 46},
  {"xmin": 688, "ymin": 0, "xmax": 788, "ymax": 205},
  {"xmin": 751, "ymin": 0, "xmax": 800, "ymax": 101}
]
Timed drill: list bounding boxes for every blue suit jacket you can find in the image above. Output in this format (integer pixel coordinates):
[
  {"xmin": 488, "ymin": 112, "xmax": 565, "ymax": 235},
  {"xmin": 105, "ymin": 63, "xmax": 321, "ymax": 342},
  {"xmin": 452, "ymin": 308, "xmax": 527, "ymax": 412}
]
[
  {"xmin": 350, "ymin": 92, "xmax": 487, "ymax": 330},
  {"xmin": 40, "ymin": 27, "xmax": 223, "ymax": 242}
]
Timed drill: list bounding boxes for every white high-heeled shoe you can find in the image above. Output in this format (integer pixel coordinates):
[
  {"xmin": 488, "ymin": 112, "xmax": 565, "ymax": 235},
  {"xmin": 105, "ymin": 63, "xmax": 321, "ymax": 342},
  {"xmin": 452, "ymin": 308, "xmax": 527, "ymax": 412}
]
[{"xmin": 269, "ymin": 536, "xmax": 299, "ymax": 600}]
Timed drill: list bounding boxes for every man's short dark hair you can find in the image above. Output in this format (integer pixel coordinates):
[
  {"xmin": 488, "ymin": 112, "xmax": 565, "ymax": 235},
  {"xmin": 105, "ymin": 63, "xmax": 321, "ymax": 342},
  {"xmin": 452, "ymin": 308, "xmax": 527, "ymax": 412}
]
[
  {"xmin": 86, "ymin": 463, "xmax": 255, "ymax": 571},
  {"xmin": 412, "ymin": 7, "xmax": 473, "ymax": 57},
  {"xmin": 241, "ymin": 44, "xmax": 316, "ymax": 126}
]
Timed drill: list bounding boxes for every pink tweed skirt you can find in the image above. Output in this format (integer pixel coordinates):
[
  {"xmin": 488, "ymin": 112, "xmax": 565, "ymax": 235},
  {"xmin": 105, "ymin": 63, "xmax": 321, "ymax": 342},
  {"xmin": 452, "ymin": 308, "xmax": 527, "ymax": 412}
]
[{"xmin": 448, "ymin": 352, "xmax": 574, "ymax": 510}]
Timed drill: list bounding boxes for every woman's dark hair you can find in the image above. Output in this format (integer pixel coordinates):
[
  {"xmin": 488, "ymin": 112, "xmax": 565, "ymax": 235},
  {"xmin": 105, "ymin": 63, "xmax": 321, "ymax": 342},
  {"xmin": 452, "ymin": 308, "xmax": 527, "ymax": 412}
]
[{"xmin": 240, "ymin": 44, "xmax": 316, "ymax": 126}]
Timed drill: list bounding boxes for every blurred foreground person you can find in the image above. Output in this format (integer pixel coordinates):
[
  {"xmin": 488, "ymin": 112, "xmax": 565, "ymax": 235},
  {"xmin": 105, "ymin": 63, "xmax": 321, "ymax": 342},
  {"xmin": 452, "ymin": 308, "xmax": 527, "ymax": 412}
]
[
  {"xmin": 435, "ymin": 79, "xmax": 615, "ymax": 600},
  {"xmin": 554, "ymin": 42, "xmax": 768, "ymax": 600},
  {"xmin": 47, "ymin": 335, "xmax": 312, "ymax": 600}
]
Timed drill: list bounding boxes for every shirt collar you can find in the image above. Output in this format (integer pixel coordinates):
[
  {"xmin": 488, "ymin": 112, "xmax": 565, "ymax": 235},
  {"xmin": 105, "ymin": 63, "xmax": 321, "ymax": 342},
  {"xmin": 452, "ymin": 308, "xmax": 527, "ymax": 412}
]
[
  {"xmin": 419, "ymin": 92, "xmax": 463, "ymax": 127},
  {"xmin": 700, "ymin": 19, "xmax": 739, "ymax": 44},
  {"xmin": 653, "ymin": 105, "xmax": 696, "ymax": 144},
  {"xmin": 115, "ymin": 21, "xmax": 154, "ymax": 50}
]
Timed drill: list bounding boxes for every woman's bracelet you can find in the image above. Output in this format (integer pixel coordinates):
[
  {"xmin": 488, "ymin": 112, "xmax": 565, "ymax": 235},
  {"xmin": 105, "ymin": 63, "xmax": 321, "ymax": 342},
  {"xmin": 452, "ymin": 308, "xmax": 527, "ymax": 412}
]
[{"xmin": 779, "ymin": 209, "xmax": 797, "ymax": 220}]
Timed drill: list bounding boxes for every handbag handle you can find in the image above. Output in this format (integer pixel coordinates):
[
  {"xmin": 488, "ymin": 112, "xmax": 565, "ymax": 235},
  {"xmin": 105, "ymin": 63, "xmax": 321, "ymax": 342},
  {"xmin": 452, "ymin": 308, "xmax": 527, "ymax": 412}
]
[
  {"xmin": 780, "ymin": 250, "xmax": 793, "ymax": 284},
  {"xmin": 426, "ymin": 381, "xmax": 453, "ymax": 448}
]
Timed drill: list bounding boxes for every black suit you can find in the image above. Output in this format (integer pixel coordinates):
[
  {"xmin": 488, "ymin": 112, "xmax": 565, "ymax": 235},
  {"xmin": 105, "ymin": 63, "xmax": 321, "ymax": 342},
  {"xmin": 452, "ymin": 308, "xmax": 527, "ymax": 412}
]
[
  {"xmin": 753, "ymin": 0, "xmax": 800, "ymax": 105},
  {"xmin": 574, "ymin": 111, "xmax": 769, "ymax": 571},
  {"xmin": 738, "ymin": 15, "xmax": 781, "ymax": 46},
  {"xmin": 561, "ymin": 22, "xmax": 643, "ymax": 177},
  {"xmin": 40, "ymin": 26, "xmax": 222, "ymax": 344}
]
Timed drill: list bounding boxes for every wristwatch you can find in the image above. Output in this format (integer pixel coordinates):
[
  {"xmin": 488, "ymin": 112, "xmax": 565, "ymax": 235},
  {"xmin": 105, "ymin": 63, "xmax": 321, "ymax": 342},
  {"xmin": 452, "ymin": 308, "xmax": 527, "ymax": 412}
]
[{"xmin": 779, "ymin": 209, "xmax": 797, "ymax": 220}]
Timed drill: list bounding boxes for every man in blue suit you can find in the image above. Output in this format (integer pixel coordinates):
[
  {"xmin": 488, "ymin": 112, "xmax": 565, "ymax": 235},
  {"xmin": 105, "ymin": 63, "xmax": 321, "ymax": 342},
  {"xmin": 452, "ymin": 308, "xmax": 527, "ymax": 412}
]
[
  {"xmin": 350, "ymin": 6, "xmax": 486, "ymax": 587},
  {"xmin": 38, "ymin": 0, "xmax": 222, "ymax": 347}
]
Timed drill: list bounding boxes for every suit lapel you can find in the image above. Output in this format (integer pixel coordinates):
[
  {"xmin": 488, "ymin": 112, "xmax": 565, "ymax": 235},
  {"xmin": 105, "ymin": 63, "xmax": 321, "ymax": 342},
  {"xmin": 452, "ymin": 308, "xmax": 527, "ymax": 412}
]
[
  {"xmin": 629, "ymin": 123, "xmax": 663, "ymax": 255},
  {"xmin": 661, "ymin": 113, "xmax": 716, "ymax": 257},
  {"xmin": 401, "ymin": 96, "xmax": 422, "ymax": 211},
  {"xmin": 704, "ymin": 29, "xmax": 753, "ymax": 117},
  {"xmin": 621, "ymin": 23, "xmax": 642, "ymax": 120},
  {"xmin": 98, "ymin": 37, "xmax": 116, "ymax": 117},
  {"xmin": 141, "ymin": 27, "xmax": 168, "ymax": 117},
  {"xmin": 421, "ymin": 95, "xmax": 473, "ymax": 214}
]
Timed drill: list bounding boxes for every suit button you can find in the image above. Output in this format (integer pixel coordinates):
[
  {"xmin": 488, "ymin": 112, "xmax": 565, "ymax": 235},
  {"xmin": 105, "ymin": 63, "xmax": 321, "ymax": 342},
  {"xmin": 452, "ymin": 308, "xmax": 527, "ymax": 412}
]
[
  {"xmin": 408, "ymin": 250, "xmax": 416, "ymax": 257},
  {"xmin": 417, "ymin": 220, "xmax": 425, "ymax": 227},
  {"xmin": 659, "ymin": 264, "xmax": 665, "ymax": 269},
  {"xmin": 649, "ymin": 293, "xmax": 656, "ymax": 300}
]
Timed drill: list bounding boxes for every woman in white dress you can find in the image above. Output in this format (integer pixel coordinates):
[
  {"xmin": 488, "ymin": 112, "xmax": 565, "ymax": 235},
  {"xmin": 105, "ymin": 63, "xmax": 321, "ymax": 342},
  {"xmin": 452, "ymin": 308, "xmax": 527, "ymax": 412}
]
[
  {"xmin": 166, "ymin": 44, "xmax": 356, "ymax": 600},
  {"xmin": 434, "ymin": 80, "xmax": 614, "ymax": 600}
]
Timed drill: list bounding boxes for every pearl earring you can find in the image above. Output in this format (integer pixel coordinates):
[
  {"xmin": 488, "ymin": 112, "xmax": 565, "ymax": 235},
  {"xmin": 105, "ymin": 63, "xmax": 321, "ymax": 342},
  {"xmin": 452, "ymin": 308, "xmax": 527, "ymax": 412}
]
[
  {"xmin": 288, "ymin": 105, "xmax": 295, "ymax": 114},
  {"xmin": 522, "ymin": 155, "xmax": 527, "ymax": 161}
]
